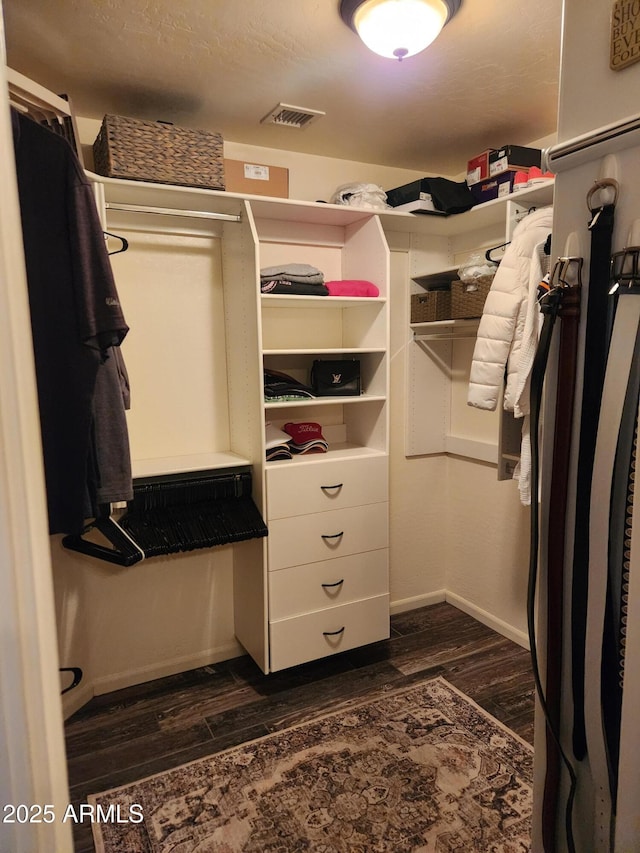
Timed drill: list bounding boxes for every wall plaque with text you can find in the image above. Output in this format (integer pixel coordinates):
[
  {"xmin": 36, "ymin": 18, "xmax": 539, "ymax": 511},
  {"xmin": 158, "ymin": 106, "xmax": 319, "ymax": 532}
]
[{"xmin": 611, "ymin": 0, "xmax": 640, "ymax": 70}]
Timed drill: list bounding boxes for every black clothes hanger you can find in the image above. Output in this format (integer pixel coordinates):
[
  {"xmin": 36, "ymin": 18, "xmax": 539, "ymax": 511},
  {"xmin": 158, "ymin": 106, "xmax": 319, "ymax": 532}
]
[
  {"xmin": 62, "ymin": 469, "xmax": 268, "ymax": 566},
  {"xmin": 104, "ymin": 231, "xmax": 129, "ymax": 256},
  {"xmin": 62, "ymin": 503, "xmax": 144, "ymax": 566},
  {"xmin": 485, "ymin": 241, "xmax": 510, "ymax": 263},
  {"xmin": 485, "ymin": 208, "xmax": 543, "ymax": 264},
  {"xmin": 60, "ymin": 667, "xmax": 83, "ymax": 695},
  {"xmin": 119, "ymin": 469, "xmax": 268, "ymax": 557}
]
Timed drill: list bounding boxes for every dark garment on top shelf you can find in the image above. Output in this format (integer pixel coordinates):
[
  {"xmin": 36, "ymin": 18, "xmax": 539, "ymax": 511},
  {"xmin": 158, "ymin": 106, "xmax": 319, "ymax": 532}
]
[
  {"xmin": 263, "ymin": 368, "xmax": 314, "ymax": 401},
  {"xmin": 12, "ymin": 110, "xmax": 130, "ymax": 535},
  {"xmin": 261, "ymin": 279, "xmax": 330, "ymax": 296}
]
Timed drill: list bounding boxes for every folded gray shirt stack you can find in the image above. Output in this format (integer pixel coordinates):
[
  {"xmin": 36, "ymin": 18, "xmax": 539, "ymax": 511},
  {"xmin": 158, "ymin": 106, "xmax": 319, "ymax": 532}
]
[{"xmin": 260, "ymin": 263, "xmax": 329, "ymax": 295}]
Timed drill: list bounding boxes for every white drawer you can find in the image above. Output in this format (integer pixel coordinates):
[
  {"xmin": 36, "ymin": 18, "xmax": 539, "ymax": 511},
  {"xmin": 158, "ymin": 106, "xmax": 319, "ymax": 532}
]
[
  {"xmin": 269, "ymin": 594, "xmax": 390, "ymax": 671},
  {"xmin": 267, "ymin": 502, "xmax": 388, "ymax": 570},
  {"xmin": 269, "ymin": 549, "xmax": 388, "ymax": 620},
  {"xmin": 266, "ymin": 455, "xmax": 388, "ymax": 520}
]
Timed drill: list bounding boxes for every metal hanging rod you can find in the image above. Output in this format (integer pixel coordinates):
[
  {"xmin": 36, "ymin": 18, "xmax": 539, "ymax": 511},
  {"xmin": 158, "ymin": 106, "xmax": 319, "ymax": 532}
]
[
  {"xmin": 414, "ymin": 331, "xmax": 479, "ymax": 341},
  {"xmin": 411, "ymin": 318, "xmax": 480, "ymax": 341},
  {"xmin": 105, "ymin": 202, "xmax": 241, "ymax": 222},
  {"xmin": 544, "ymin": 111, "xmax": 640, "ymax": 172}
]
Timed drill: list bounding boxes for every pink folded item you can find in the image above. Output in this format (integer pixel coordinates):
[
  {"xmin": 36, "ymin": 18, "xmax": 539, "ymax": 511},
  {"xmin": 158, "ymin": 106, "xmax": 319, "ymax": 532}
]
[{"xmin": 325, "ymin": 280, "xmax": 380, "ymax": 297}]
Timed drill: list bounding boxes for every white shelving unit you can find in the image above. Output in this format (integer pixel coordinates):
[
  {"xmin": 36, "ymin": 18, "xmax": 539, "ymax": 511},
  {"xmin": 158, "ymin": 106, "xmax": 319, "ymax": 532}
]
[
  {"xmin": 91, "ymin": 175, "xmax": 391, "ymax": 674},
  {"xmin": 253, "ymin": 200, "xmax": 390, "ymax": 672},
  {"xmin": 379, "ymin": 183, "xmax": 554, "ymax": 475}
]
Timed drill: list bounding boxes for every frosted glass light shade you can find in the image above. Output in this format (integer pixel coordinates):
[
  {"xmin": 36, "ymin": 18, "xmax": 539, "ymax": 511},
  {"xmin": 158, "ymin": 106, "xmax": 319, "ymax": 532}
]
[{"xmin": 352, "ymin": 0, "xmax": 449, "ymax": 59}]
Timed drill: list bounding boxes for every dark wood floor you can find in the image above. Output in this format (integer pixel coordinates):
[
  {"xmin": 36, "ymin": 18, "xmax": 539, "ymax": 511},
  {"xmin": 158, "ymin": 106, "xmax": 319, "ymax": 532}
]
[{"xmin": 64, "ymin": 602, "xmax": 535, "ymax": 852}]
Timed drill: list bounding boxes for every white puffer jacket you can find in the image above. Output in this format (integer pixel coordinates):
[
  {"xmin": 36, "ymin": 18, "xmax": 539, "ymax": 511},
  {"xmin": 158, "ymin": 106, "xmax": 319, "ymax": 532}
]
[{"xmin": 467, "ymin": 206, "xmax": 553, "ymax": 411}]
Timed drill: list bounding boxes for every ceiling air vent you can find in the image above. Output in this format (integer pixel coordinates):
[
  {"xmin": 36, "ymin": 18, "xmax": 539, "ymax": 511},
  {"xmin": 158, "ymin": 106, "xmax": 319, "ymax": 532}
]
[{"xmin": 260, "ymin": 103, "xmax": 325, "ymax": 129}]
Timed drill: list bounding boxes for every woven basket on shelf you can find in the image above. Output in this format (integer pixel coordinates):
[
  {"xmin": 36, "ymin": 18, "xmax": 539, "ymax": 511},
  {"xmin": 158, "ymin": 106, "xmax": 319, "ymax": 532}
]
[
  {"xmin": 411, "ymin": 290, "xmax": 452, "ymax": 323},
  {"xmin": 93, "ymin": 115, "xmax": 225, "ymax": 190},
  {"xmin": 450, "ymin": 275, "xmax": 493, "ymax": 319}
]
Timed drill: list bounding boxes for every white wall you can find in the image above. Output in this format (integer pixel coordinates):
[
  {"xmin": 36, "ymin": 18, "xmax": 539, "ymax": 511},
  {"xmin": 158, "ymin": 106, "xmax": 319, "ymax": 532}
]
[
  {"xmin": 52, "ymin": 538, "xmax": 241, "ymax": 708},
  {"xmin": 388, "ymin": 251, "xmax": 448, "ymax": 611},
  {"xmin": 387, "ymin": 254, "xmax": 531, "ymax": 643},
  {"xmin": 445, "ymin": 457, "xmax": 530, "ymax": 645}
]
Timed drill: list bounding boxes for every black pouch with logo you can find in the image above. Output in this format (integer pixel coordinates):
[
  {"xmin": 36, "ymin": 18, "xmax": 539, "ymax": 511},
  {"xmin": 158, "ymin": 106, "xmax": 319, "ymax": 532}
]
[{"xmin": 311, "ymin": 359, "xmax": 361, "ymax": 396}]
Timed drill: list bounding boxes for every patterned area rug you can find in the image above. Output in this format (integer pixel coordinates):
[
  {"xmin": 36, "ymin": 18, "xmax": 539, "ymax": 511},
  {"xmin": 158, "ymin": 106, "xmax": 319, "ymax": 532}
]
[{"xmin": 89, "ymin": 676, "xmax": 533, "ymax": 852}]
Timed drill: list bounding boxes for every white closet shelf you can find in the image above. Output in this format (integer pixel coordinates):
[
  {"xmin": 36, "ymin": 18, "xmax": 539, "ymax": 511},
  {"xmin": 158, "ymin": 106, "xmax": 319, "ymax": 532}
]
[
  {"xmin": 248, "ymin": 197, "xmax": 380, "ymax": 227},
  {"xmin": 261, "ymin": 295, "xmax": 386, "ymax": 308},
  {"xmin": 91, "ymin": 171, "xmax": 246, "ymax": 218},
  {"xmin": 91, "ymin": 170, "xmax": 553, "ymax": 240},
  {"xmin": 266, "ymin": 443, "xmax": 387, "ymax": 467},
  {"xmin": 132, "ymin": 451, "xmax": 251, "ymax": 479},
  {"xmin": 93, "ymin": 172, "xmax": 383, "ymax": 228},
  {"xmin": 445, "ymin": 437, "xmax": 498, "ymax": 464},
  {"xmin": 379, "ymin": 182, "xmax": 554, "ymax": 237},
  {"xmin": 8, "ymin": 67, "xmax": 72, "ymax": 118},
  {"xmin": 265, "ymin": 394, "xmax": 386, "ymax": 409},
  {"xmin": 263, "ymin": 348, "xmax": 385, "ymax": 356},
  {"xmin": 412, "ymin": 268, "xmax": 459, "ymax": 287}
]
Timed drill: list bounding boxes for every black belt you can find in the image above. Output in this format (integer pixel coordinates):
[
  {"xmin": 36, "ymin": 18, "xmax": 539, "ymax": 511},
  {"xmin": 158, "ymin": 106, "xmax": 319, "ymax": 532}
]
[
  {"xmin": 542, "ymin": 278, "xmax": 581, "ymax": 851},
  {"xmin": 571, "ymin": 189, "xmax": 617, "ymax": 760}
]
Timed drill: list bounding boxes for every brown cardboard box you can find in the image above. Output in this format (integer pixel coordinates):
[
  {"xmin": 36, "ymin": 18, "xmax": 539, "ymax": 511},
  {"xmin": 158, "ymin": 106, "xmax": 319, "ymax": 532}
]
[{"xmin": 223, "ymin": 159, "xmax": 289, "ymax": 197}]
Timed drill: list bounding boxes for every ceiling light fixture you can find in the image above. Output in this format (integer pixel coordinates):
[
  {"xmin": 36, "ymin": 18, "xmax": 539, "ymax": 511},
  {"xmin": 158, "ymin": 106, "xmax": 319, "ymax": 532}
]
[{"xmin": 339, "ymin": 0, "xmax": 462, "ymax": 61}]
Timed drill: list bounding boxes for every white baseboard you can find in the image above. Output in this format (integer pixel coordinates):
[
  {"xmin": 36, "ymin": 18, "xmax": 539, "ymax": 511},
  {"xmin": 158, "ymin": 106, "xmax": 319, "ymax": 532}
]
[
  {"xmin": 445, "ymin": 591, "xmax": 530, "ymax": 650},
  {"xmin": 91, "ymin": 640, "xmax": 246, "ymax": 697},
  {"xmin": 61, "ymin": 681, "xmax": 95, "ymax": 721},
  {"xmin": 390, "ymin": 589, "xmax": 446, "ymax": 615},
  {"xmin": 64, "ymin": 595, "xmax": 527, "ymax": 717}
]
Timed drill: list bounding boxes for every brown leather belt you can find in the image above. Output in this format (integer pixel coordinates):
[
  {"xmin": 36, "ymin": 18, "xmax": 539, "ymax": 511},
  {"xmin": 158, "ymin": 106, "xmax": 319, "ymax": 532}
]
[{"xmin": 528, "ymin": 258, "xmax": 583, "ymax": 853}]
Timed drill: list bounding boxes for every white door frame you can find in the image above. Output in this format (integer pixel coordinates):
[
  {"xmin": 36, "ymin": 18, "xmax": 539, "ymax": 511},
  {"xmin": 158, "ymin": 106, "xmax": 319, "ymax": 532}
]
[{"xmin": 0, "ymin": 14, "xmax": 73, "ymax": 851}]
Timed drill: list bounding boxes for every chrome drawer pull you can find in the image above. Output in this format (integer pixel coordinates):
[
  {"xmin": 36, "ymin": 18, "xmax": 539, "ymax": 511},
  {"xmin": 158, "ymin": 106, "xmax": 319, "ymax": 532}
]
[
  {"xmin": 321, "ymin": 579, "xmax": 345, "ymax": 588},
  {"xmin": 321, "ymin": 531, "xmax": 344, "ymax": 540},
  {"xmin": 320, "ymin": 483, "xmax": 343, "ymax": 492},
  {"xmin": 323, "ymin": 627, "xmax": 345, "ymax": 637}
]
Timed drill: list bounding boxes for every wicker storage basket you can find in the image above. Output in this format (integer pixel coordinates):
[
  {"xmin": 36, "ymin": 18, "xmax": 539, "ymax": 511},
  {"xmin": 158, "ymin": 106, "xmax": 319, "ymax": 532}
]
[
  {"xmin": 93, "ymin": 115, "xmax": 225, "ymax": 190},
  {"xmin": 411, "ymin": 290, "xmax": 452, "ymax": 323},
  {"xmin": 450, "ymin": 275, "xmax": 493, "ymax": 319}
]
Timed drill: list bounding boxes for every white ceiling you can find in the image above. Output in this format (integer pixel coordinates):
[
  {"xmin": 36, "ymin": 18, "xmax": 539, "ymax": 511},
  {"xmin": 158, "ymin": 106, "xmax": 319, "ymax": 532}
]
[{"xmin": 3, "ymin": 0, "xmax": 563, "ymax": 175}]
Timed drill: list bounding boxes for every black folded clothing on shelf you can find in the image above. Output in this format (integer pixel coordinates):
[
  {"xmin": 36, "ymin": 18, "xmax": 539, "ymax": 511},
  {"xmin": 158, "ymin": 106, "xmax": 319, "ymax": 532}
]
[
  {"xmin": 264, "ymin": 368, "xmax": 315, "ymax": 401},
  {"xmin": 260, "ymin": 263, "xmax": 328, "ymax": 297},
  {"xmin": 261, "ymin": 279, "xmax": 330, "ymax": 296},
  {"xmin": 266, "ymin": 445, "xmax": 293, "ymax": 461}
]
